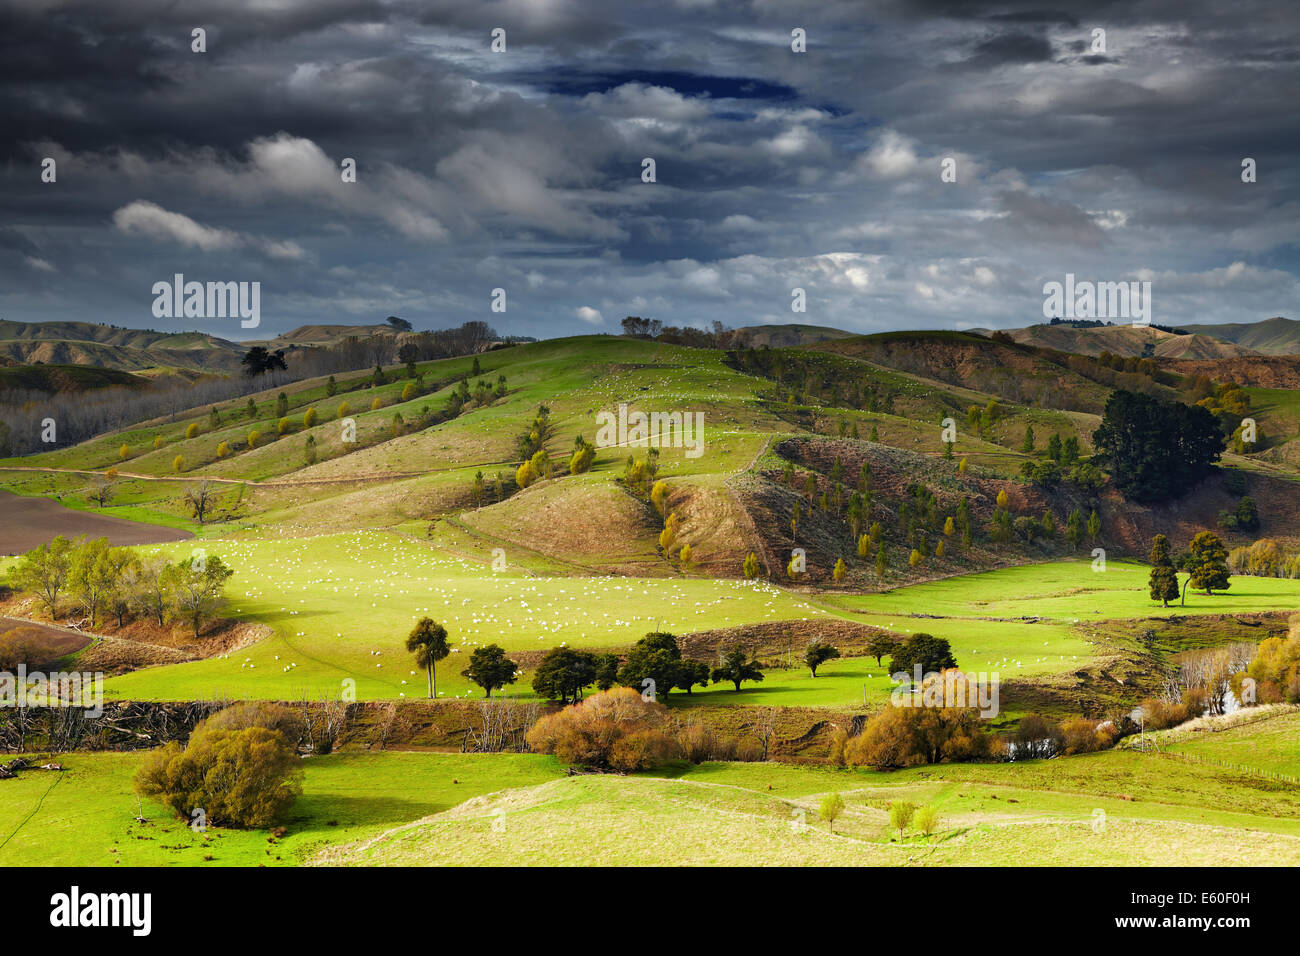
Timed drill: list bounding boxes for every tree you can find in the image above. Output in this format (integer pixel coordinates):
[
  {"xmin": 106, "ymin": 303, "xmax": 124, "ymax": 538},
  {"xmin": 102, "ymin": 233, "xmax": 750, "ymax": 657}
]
[
  {"xmin": 889, "ymin": 633, "xmax": 956, "ymax": 676},
  {"xmin": 866, "ymin": 633, "xmax": 899, "ymax": 667},
  {"xmin": 68, "ymin": 536, "xmax": 115, "ymax": 626},
  {"xmin": 914, "ymin": 805, "xmax": 940, "ymax": 838},
  {"xmin": 184, "ymin": 480, "xmax": 218, "ymax": 524},
  {"xmin": 1021, "ymin": 425, "xmax": 1035, "ymax": 453},
  {"xmin": 532, "ymin": 647, "xmax": 598, "ymax": 704},
  {"xmin": 742, "ymin": 552, "xmax": 760, "ymax": 579},
  {"xmin": 386, "ymin": 315, "xmax": 413, "ymax": 332},
  {"xmin": 711, "ymin": 646, "xmax": 764, "ymax": 691},
  {"xmin": 132, "ymin": 555, "xmax": 172, "ymax": 626},
  {"xmin": 804, "ymin": 641, "xmax": 841, "ymax": 677},
  {"xmin": 889, "ymin": 800, "xmax": 916, "ymax": 839},
  {"xmin": 1092, "ymin": 390, "xmax": 1224, "ymax": 502},
  {"xmin": 1187, "ymin": 530, "xmax": 1231, "ymax": 596},
  {"xmin": 819, "ymin": 792, "xmax": 845, "ymax": 833},
  {"xmin": 461, "ymin": 644, "xmax": 518, "ymax": 698},
  {"xmin": 275, "ymin": 392, "xmax": 289, "ymax": 418},
  {"xmin": 405, "ymin": 617, "xmax": 451, "ymax": 699},
  {"xmin": 832, "ymin": 557, "xmax": 847, "ymax": 582},
  {"xmin": 87, "ymin": 476, "xmax": 114, "ymax": 508},
  {"xmin": 618, "ymin": 632, "xmax": 685, "ymax": 699},
  {"xmin": 1066, "ymin": 509, "xmax": 1084, "ymax": 549},
  {"xmin": 874, "ymin": 546, "xmax": 887, "ymax": 578},
  {"xmin": 1148, "ymin": 533, "xmax": 1180, "ymax": 607},
  {"xmin": 1236, "ymin": 496, "xmax": 1260, "ymax": 533},
  {"xmin": 164, "ymin": 554, "xmax": 234, "ymax": 639},
  {"xmin": 1087, "ymin": 509, "xmax": 1101, "ymax": 542},
  {"xmin": 12, "ymin": 535, "xmax": 74, "ymax": 618},
  {"xmin": 241, "ymin": 346, "xmax": 287, "ymax": 377}
]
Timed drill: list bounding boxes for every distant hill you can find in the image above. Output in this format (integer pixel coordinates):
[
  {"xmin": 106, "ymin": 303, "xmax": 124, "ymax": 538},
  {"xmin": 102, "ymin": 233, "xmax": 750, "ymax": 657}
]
[
  {"xmin": 248, "ymin": 324, "xmax": 403, "ymax": 349},
  {"xmin": 985, "ymin": 323, "xmax": 1255, "ymax": 360},
  {"xmin": 0, "ymin": 319, "xmax": 245, "ymax": 374},
  {"xmin": 1174, "ymin": 317, "xmax": 1300, "ymax": 355},
  {"xmin": 735, "ymin": 324, "xmax": 855, "ymax": 348}
]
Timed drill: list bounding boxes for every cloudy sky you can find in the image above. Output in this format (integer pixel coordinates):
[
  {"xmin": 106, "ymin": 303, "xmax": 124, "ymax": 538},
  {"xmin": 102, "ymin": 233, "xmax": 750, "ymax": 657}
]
[{"xmin": 1, "ymin": 0, "xmax": 1296, "ymax": 340}]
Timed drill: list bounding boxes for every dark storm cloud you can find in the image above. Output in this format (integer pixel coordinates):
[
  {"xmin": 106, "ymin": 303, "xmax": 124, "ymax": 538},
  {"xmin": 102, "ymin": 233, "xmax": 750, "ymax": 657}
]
[{"xmin": 0, "ymin": 0, "xmax": 1295, "ymax": 338}]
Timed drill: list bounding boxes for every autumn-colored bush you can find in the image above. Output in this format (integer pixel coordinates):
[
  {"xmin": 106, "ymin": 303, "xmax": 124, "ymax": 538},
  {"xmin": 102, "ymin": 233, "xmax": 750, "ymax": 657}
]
[
  {"xmin": 134, "ymin": 723, "xmax": 302, "ymax": 828},
  {"xmin": 1060, "ymin": 717, "xmax": 1106, "ymax": 755},
  {"xmin": 845, "ymin": 701, "xmax": 993, "ymax": 770},
  {"xmin": 525, "ymin": 686, "xmax": 678, "ymax": 771},
  {"xmin": 202, "ymin": 701, "xmax": 305, "ymax": 749}
]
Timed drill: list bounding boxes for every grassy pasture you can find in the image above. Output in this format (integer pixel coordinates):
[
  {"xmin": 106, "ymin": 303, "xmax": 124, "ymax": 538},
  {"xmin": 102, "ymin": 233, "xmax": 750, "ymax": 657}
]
[{"xmin": 6, "ymin": 746, "xmax": 1299, "ymax": 868}]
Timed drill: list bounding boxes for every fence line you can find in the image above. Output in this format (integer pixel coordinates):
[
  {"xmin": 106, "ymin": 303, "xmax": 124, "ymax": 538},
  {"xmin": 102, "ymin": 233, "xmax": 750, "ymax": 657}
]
[{"xmin": 1148, "ymin": 749, "xmax": 1299, "ymax": 785}]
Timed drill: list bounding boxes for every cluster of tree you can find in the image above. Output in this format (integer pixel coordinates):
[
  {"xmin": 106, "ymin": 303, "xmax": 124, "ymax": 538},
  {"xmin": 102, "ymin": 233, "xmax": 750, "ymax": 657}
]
[
  {"xmin": 0, "ymin": 366, "xmax": 296, "ymax": 457},
  {"xmin": 725, "ymin": 347, "xmax": 901, "ymax": 416},
  {"xmin": 1217, "ymin": 495, "xmax": 1260, "ymax": 533},
  {"xmin": 1227, "ymin": 537, "xmax": 1300, "ymax": 579},
  {"xmin": 1092, "ymin": 390, "xmax": 1225, "ymax": 503},
  {"xmin": 404, "ymin": 618, "xmax": 519, "ymax": 698},
  {"xmin": 1156, "ymin": 530, "xmax": 1232, "ymax": 597},
  {"xmin": 619, "ymin": 316, "xmax": 748, "ymax": 350},
  {"xmin": 134, "ymin": 702, "xmax": 303, "ymax": 828},
  {"xmin": 9, "ymin": 536, "xmax": 233, "ymax": 638},
  {"xmin": 621, "ymin": 447, "xmax": 660, "ymax": 499}
]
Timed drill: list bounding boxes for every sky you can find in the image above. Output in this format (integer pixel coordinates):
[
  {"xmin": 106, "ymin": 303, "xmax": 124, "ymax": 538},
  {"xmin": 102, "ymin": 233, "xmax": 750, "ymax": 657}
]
[{"xmin": 1, "ymin": 0, "xmax": 1297, "ymax": 341}]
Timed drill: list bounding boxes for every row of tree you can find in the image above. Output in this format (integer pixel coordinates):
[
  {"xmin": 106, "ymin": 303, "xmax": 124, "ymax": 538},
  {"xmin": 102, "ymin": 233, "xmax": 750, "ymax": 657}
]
[{"xmin": 9, "ymin": 536, "xmax": 233, "ymax": 638}]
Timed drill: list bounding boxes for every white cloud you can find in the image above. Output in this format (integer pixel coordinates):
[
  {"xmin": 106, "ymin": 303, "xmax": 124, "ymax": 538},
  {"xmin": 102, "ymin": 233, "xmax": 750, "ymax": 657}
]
[{"xmin": 575, "ymin": 305, "xmax": 603, "ymax": 324}]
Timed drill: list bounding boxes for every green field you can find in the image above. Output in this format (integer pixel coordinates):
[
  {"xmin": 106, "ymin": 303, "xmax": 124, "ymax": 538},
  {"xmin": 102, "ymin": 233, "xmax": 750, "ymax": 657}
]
[{"xmin": 6, "ymin": 746, "xmax": 1298, "ymax": 867}]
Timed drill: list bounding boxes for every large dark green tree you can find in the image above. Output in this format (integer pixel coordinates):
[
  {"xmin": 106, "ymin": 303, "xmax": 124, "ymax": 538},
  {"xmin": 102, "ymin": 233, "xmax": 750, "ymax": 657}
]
[
  {"xmin": 1092, "ymin": 390, "xmax": 1224, "ymax": 502},
  {"xmin": 804, "ymin": 641, "xmax": 841, "ymax": 677},
  {"xmin": 531, "ymin": 647, "xmax": 597, "ymax": 704},
  {"xmin": 889, "ymin": 633, "xmax": 957, "ymax": 677},
  {"xmin": 711, "ymin": 647, "xmax": 764, "ymax": 691},
  {"xmin": 405, "ymin": 617, "xmax": 451, "ymax": 699},
  {"xmin": 1148, "ymin": 534, "xmax": 1180, "ymax": 607},
  {"xmin": 617, "ymin": 631, "xmax": 684, "ymax": 699},
  {"xmin": 461, "ymin": 644, "xmax": 518, "ymax": 698},
  {"xmin": 1187, "ymin": 531, "xmax": 1231, "ymax": 596}
]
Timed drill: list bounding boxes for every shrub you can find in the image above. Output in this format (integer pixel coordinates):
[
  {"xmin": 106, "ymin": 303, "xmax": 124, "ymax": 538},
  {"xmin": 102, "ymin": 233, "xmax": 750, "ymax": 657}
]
[
  {"xmin": 216, "ymin": 441, "xmax": 229, "ymax": 458},
  {"xmin": 303, "ymin": 407, "xmax": 318, "ymax": 428},
  {"xmin": 888, "ymin": 800, "xmax": 915, "ymax": 838},
  {"xmin": 247, "ymin": 429, "xmax": 261, "ymax": 449},
  {"xmin": 845, "ymin": 697, "xmax": 992, "ymax": 769},
  {"xmin": 337, "ymin": 401, "xmax": 350, "ymax": 420},
  {"xmin": 185, "ymin": 423, "xmax": 199, "ymax": 439},
  {"xmin": 371, "ymin": 397, "xmax": 382, "ymax": 411},
  {"xmin": 401, "ymin": 382, "xmax": 417, "ymax": 402},
  {"xmin": 1060, "ymin": 717, "xmax": 1106, "ymax": 754},
  {"xmin": 172, "ymin": 455, "xmax": 184, "ymax": 473},
  {"xmin": 134, "ymin": 722, "xmax": 302, "ymax": 828},
  {"xmin": 525, "ymin": 687, "xmax": 678, "ymax": 771},
  {"xmin": 277, "ymin": 416, "xmax": 291, "ymax": 435}
]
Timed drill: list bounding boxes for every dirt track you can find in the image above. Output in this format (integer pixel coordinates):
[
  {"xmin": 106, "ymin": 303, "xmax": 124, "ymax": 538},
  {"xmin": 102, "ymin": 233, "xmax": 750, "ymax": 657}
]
[{"xmin": 0, "ymin": 490, "xmax": 192, "ymax": 555}]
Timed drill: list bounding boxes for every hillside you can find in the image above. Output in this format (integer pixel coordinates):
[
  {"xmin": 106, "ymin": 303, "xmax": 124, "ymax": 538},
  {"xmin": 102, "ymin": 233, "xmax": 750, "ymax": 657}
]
[
  {"xmin": 1176, "ymin": 316, "xmax": 1300, "ymax": 355},
  {"xmin": 982, "ymin": 323, "xmax": 1255, "ymax": 359},
  {"xmin": 735, "ymin": 323, "xmax": 856, "ymax": 347},
  {"xmin": 0, "ymin": 319, "xmax": 245, "ymax": 373},
  {"xmin": 0, "ymin": 363, "xmax": 148, "ymax": 393}
]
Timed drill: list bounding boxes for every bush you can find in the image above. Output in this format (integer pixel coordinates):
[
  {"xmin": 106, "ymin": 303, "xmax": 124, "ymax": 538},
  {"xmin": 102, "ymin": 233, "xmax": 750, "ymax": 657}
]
[
  {"xmin": 134, "ymin": 723, "xmax": 302, "ymax": 828},
  {"xmin": 525, "ymin": 687, "xmax": 678, "ymax": 771},
  {"xmin": 185, "ymin": 423, "xmax": 199, "ymax": 439},
  {"xmin": 845, "ymin": 698, "xmax": 992, "ymax": 769},
  {"xmin": 303, "ymin": 407, "xmax": 318, "ymax": 428},
  {"xmin": 1060, "ymin": 717, "xmax": 1106, "ymax": 754}
]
